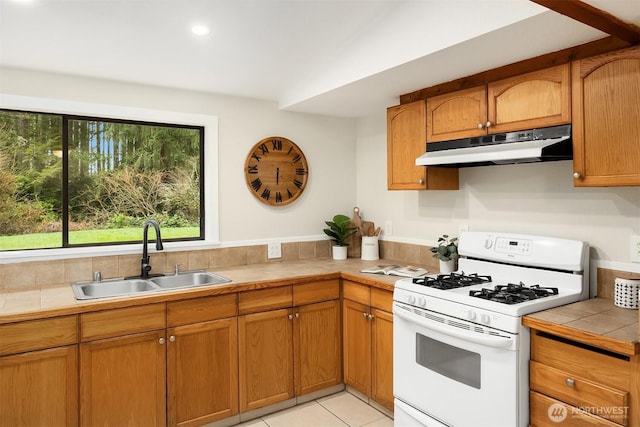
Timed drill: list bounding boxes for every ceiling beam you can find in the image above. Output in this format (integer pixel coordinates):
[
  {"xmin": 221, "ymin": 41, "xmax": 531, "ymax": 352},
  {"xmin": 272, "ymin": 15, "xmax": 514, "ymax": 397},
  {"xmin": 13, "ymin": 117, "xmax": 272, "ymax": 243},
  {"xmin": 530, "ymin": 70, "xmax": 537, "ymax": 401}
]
[
  {"xmin": 400, "ymin": 36, "xmax": 629, "ymax": 104},
  {"xmin": 530, "ymin": 0, "xmax": 640, "ymax": 44}
]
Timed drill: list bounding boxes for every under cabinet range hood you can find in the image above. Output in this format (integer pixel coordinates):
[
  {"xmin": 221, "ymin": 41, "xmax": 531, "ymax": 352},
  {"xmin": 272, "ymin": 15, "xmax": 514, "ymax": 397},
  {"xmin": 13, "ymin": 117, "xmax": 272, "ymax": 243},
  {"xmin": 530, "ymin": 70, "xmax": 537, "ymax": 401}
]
[{"xmin": 416, "ymin": 124, "xmax": 572, "ymax": 168}]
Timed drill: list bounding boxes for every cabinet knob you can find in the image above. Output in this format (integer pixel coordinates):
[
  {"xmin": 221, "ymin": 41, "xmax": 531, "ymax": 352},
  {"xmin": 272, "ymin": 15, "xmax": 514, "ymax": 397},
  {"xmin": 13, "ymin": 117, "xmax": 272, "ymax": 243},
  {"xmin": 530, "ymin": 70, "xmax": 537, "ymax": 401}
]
[
  {"xmin": 159, "ymin": 338, "xmax": 165, "ymax": 345},
  {"xmin": 485, "ymin": 121, "xmax": 493, "ymax": 128},
  {"xmin": 169, "ymin": 335, "xmax": 176, "ymax": 342},
  {"xmin": 418, "ymin": 178, "xmax": 424, "ymax": 185},
  {"xmin": 288, "ymin": 314, "xmax": 293, "ymax": 320},
  {"xmin": 565, "ymin": 378, "xmax": 575, "ymax": 388},
  {"xmin": 362, "ymin": 312, "xmax": 368, "ymax": 319},
  {"xmin": 477, "ymin": 123, "xmax": 484, "ymax": 129},
  {"xmin": 573, "ymin": 172, "xmax": 582, "ymax": 179},
  {"xmin": 295, "ymin": 313, "xmax": 300, "ymax": 318},
  {"xmin": 368, "ymin": 313, "xmax": 375, "ymax": 320}
]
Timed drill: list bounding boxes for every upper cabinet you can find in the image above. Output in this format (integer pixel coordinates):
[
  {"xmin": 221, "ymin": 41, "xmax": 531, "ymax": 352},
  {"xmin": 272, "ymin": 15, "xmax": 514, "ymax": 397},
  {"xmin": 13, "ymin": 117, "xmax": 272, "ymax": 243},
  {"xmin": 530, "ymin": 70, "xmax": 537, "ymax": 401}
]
[
  {"xmin": 387, "ymin": 100, "xmax": 459, "ymax": 191},
  {"xmin": 571, "ymin": 45, "xmax": 640, "ymax": 187},
  {"xmin": 426, "ymin": 64, "xmax": 571, "ymax": 142}
]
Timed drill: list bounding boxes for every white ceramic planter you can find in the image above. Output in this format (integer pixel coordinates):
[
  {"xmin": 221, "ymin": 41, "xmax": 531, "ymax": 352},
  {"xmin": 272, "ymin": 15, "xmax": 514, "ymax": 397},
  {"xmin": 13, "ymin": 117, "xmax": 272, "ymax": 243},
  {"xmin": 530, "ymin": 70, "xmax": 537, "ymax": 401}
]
[
  {"xmin": 332, "ymin": 245, "xmax": 348, "ymax": 260},
  {"xmin": 439, "ymin": 259, "xmax": 456, "ymax": 274}
]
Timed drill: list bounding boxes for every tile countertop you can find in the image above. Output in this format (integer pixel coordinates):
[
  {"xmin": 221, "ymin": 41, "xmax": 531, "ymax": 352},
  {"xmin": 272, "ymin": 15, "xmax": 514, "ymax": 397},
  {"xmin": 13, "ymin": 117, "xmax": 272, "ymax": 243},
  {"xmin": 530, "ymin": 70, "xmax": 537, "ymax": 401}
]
[
  {"xmin": 0, "ymin": 258, "xmax": 416, "ymax": 324},
  {"xmin": 523, "ymin": 298, "xmax": 640, "ymax": 356}
]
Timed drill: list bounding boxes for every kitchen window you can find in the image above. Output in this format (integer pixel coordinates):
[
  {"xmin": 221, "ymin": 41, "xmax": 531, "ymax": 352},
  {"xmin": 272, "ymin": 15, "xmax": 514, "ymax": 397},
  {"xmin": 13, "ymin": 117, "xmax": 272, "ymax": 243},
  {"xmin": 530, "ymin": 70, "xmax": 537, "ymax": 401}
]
[{"xmin": 0, "ymin": 96, "xmax": 219, "ymax": 256}]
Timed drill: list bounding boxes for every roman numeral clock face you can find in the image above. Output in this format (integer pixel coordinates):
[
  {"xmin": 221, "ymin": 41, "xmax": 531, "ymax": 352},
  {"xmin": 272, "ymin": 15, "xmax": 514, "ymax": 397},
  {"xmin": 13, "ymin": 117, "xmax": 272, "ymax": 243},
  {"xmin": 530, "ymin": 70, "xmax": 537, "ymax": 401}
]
[{"xmin": 244, "ymin": 137, "xmax": 309, "ymax": 206}]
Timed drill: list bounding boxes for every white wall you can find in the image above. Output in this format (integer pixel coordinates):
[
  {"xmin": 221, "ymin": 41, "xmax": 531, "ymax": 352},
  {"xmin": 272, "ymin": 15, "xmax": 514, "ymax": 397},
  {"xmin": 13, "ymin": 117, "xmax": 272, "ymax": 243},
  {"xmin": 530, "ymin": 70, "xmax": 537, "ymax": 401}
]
[
  {"xmin": 356, "ymin": 112, "xmax": 640, "ymax": 263},
  {"xmin": 0, "ymin": 68, "xmax": 358, "ymax": 245},
  {"xmin": 2, "ymin": 67, "xmax": 639, "ymax": 265}
]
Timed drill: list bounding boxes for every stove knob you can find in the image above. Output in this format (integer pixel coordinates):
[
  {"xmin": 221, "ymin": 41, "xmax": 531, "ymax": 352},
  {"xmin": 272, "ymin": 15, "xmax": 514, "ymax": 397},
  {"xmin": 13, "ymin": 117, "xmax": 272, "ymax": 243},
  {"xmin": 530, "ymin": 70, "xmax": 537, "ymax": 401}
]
[
  {"xmin": 480, "ymin": 313, "xmax": 491, "ymax": 324},
  {"xmin": 408, "ymin": 295, "xmax": 416, "ymax": 305},
  {"xmin": 418, "ymin": 297, "xmax": 426, "ymax": 307},
  {"xmin": 484, "ymin": 238, "xmax": 493, "ymax": 249},
  {"xmin": 467, "ymin": 310, "xmax": 477, "ymax": 321}
]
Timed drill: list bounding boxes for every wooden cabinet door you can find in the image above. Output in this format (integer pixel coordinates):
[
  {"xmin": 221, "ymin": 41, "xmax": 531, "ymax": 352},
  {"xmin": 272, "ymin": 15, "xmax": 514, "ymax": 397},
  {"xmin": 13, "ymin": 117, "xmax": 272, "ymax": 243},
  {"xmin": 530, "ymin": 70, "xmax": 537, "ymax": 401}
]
[
  {"xmin": 0, "ymin": 346, "xmax": 78, "ymax": 427},
  {"xmin": 294, "ymin": 300, "xmax": 342, "ymax": 396},
  {"xmin": 572, "ymin": 45, "xmax": 640, "ymax": 187},
  {"xmin": 487, "ymin": 64, "xmax": 570, "ymax": 133},
  {"xmin": 426, "ymin": 86, "xmax": 487, "ymax": 142},
  {"xmin": 80, "ymin": 331, "xmax": 166, "ymax": 427},
  {"xmin": 238, "ymin": 308, "xmax": 294, "ymax": 412},
  {"xmin": 387, "ymin": 100, "xmax": 459, "ymax": 190},
  {"xmin": 387, "ymin": 101, "xmax": 428, "ymax": 190},
  {"xmin": 167, "ymin": 318, "xmax": 238, "ymax": 427},
  {"xmin": 342, "ymin": 299, "xmax": 371, "ymax": 397},
  {"xmin": 371, "ymin": 308, "xmax": 393, "ymax": 411}
]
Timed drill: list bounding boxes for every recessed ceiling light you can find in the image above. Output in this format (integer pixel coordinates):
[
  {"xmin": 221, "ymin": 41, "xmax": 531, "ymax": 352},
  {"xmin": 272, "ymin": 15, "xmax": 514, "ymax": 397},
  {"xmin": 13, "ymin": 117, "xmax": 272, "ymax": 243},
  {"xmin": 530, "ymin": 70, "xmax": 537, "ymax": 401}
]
[{"xmin": 191, "ymin": 24, "xmax": 211, "ymax": 37}]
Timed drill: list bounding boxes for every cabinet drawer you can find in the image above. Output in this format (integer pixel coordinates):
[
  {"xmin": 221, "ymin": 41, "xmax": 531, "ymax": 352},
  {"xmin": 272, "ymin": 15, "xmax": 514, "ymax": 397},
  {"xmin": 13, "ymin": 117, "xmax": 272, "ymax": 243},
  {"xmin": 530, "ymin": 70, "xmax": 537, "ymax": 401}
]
[
  {"xmin": 238, "ymin": 286, "xmax": 292, "ymax": 315},
  {"xmin": 370, "ymin": 288, "xmax": 392, "ymax": 312},
  {"xmin": 293, "ymin": 279, "xmax": 339, "ymax": 306},
  {"xmin": 531, "ymin": 331, "xmax": 630, "ymax": 391},
  {"xmin": 343, "ymin": 281, "xmax": 370, "ymax": 305},
  {"xmin": 530, "ymin": 361, "xmax": 628, "ymax": 425},
  {"xmin": 530, "ymin": 391, "xmax": 623, "ymax": 427},
  {"xmin": 0, "ymin": 315, "xmax": 78, "ymax": 355},
  {"xmin": 80, "ymin": 304, "xmax": 166, "ymax": 341},
  {"xmin": 167, "ymin": 293, "xmax": 237, "ymax": 326}
]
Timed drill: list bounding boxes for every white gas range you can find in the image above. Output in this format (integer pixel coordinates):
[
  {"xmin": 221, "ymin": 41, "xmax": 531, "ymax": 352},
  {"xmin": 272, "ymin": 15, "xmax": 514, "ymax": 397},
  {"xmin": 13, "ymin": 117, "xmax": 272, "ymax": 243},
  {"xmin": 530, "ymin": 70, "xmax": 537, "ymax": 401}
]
[{"xmin": 392, "ymin": 231, "xmax": 589, "ymax": 427}]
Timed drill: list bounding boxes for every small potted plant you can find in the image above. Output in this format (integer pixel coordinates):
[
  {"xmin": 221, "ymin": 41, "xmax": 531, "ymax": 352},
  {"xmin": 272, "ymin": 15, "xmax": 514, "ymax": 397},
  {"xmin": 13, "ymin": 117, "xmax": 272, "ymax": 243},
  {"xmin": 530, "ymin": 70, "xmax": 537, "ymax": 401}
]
[
  {"xmin": 430, "ymin": 234, "xmax": 459, "ymax": 273},
  {"xmin": 323, "ymin": 214, "xmax": 357, "ymax": 260}
]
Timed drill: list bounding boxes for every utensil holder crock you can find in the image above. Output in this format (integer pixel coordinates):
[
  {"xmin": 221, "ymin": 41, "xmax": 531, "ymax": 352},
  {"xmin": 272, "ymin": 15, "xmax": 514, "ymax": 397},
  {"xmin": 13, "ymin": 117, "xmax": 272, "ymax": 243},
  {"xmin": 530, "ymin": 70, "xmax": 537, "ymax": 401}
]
[{"xmin": 614, "ymin": 277, "xmax": 640, "ymax": 309}]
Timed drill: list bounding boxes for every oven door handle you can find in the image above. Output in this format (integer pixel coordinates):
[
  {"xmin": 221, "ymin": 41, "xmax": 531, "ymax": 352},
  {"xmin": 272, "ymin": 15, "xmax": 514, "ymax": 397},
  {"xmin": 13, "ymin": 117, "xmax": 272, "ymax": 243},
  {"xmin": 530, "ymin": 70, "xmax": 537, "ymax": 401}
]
[{"xmin": 394, "ymin": 304, "xmax": 515, "ymax": 348}]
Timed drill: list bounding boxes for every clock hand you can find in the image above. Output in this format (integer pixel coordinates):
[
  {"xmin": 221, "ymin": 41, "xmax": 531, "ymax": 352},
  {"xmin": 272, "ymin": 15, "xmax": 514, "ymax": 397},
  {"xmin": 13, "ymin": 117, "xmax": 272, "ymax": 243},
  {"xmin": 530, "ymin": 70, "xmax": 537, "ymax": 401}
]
[{"xmin": 276, "ymin": 167, "xmax": 279, "ymax": 185}]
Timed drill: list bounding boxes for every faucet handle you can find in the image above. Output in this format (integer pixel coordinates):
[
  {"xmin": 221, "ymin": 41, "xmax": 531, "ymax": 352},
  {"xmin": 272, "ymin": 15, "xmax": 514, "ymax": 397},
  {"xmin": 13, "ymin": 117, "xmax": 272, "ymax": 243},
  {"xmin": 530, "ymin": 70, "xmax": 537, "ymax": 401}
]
[{"xmin": 174, "ymin": 264, "xmax": 183, "ymax": 275}]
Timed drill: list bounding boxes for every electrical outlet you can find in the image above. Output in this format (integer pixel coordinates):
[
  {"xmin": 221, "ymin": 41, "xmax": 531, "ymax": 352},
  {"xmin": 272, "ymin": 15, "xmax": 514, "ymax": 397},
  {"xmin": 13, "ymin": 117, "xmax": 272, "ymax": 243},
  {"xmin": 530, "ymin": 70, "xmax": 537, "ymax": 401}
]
[
  {"xmin": 631, "ymin": 235, "xmax": 640, "ymax": 263},
  {"xmin": 385, "ymin": 221, "xmax": 393, "ymax": 236},
  {"xmin": 268, "ymin": 242, "xmax": 282, "ymax": 259}
]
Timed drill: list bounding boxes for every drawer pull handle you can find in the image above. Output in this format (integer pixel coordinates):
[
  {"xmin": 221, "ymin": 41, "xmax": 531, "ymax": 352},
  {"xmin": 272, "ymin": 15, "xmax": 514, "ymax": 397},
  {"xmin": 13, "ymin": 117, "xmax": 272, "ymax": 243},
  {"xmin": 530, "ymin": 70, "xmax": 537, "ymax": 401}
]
[{"xmin": 566, "ymin": 378, "xmax": 575, "ymax": 388}]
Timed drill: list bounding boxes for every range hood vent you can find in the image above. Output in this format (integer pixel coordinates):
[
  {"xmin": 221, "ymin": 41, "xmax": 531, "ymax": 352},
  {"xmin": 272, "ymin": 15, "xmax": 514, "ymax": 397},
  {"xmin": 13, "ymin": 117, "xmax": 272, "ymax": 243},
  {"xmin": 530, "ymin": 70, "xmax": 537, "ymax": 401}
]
[{"xmin": 416, "ymin": 124, "xmax": 572, "ymax": 168}]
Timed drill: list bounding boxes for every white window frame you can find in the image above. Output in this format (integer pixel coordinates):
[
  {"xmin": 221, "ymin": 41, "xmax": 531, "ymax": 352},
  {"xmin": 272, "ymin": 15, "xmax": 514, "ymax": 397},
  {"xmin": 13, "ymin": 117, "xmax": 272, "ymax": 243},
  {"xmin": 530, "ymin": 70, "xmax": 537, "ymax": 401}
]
[{"xmin": 0, "ymin": 94, "xmax": 219, "ymax": 263}]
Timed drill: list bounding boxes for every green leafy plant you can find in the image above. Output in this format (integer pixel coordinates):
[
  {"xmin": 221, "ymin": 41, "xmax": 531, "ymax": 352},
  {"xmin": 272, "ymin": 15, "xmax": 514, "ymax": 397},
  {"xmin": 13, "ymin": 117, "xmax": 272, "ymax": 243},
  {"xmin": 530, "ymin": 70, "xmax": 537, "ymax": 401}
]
[
  {"xmin": 430, "ymin": 234, "xmax": 459, "ymax": 261},
  {"xmin": 323, "ymin": 214, "xmax": 357, "ymax": 247}
]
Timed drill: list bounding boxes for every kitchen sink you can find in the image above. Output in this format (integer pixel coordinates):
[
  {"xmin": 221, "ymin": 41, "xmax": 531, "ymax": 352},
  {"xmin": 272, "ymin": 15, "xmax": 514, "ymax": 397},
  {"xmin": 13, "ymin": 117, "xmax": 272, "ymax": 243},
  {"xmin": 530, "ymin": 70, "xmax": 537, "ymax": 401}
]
[
  {"xmin": 149, "ymin": 271, "xmax": 231, "ymax": 289},
  {"xmin": 71, "ymin": 270, "xmax": 231, "ymax": 300},
  {"xmin": 72, "ymin": 279, "xmax": 161, "ymax": 300}
]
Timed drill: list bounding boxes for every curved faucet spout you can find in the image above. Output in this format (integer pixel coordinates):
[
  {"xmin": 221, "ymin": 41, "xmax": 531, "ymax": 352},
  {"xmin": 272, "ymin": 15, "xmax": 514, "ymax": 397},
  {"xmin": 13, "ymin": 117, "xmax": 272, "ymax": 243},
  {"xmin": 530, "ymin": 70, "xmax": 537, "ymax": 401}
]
[{"xmin": 141, "ymin": 220, "xmax": 164, "ymax": 278}]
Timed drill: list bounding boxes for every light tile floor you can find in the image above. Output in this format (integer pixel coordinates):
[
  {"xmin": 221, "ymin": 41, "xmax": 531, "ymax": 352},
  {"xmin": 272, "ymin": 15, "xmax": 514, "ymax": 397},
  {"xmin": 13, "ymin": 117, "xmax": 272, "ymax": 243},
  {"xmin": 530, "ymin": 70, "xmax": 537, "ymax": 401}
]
[{"xmin": 233, "ymin": 392, "xmax": 393, "ymax": 427}]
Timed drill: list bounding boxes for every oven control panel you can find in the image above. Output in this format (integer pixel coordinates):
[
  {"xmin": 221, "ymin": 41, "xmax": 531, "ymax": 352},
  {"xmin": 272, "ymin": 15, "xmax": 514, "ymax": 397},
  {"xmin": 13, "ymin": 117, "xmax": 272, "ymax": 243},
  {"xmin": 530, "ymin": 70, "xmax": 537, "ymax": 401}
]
[{"xmin": 494, "ymin": 237, "xmax": 532, "ymax": 255}]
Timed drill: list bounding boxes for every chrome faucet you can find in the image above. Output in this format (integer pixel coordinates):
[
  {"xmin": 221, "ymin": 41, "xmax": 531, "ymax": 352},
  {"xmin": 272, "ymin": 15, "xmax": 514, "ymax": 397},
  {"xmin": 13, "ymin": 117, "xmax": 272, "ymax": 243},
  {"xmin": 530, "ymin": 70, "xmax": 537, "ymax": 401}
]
[{"xmin": 140, "ymin": 220, "xmax": 164, "ymax": 278}]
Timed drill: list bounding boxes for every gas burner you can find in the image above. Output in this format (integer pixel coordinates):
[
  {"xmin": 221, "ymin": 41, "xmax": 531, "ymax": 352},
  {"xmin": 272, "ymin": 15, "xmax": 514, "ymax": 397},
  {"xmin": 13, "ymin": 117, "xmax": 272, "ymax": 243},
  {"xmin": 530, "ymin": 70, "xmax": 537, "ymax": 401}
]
[
  {"xmin": 413, "ymin": 272, "xmax": 492, "ymax": 290},
  {"xmin": 469, "ymin": 282, "xmax": 559, "ymax": 304}
]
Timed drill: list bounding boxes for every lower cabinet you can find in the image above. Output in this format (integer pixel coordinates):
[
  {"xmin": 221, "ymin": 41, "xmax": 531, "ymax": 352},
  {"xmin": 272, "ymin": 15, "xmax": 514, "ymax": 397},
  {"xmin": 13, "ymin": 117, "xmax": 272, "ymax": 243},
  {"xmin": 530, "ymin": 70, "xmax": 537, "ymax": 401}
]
[
  {"xmin": 79, "ymin": 304, "xmax": 167, "ymax": 426},
  {"xmin": 166, "ymin": 294, "xmax": 238, "ymax": 427},
  {"xmin": 238, "ymin": 280, "xmax": 342, "ymax": 413},
  {"xmin": 342, "ymin": 280, "xmax": 394, "ymax": 411},
  {"xmin": 528, "ymin": 329, "xmax": 636, "ymax": 427},
  {"xmin": 0, "ymin": 315, "xmax": 79, "ymax": 427},
  {"xmin": 239, "ymin": 307, "xmax": 295, "ymax": 412},
  {"xmin": 80, "ymin": 330, "xmax": 167, "ymax": 426}
]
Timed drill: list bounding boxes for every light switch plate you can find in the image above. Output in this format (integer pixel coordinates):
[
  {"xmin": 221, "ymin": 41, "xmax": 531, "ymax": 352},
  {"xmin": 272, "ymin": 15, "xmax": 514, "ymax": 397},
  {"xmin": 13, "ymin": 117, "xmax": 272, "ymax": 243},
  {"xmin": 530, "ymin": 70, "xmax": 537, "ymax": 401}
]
[{"xmin": 268, "ymin": 242, "xmax": 282, "ymax": 259}]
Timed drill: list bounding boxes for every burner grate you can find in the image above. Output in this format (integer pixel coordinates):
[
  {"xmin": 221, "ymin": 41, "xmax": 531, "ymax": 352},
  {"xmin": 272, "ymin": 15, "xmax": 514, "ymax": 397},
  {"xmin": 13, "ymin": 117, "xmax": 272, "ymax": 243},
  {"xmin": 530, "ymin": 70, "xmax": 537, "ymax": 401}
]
[
  {"xmin": 413, "ymin": 272, "xmax": 492, "ymax": 290},
  {"xmin": 469, "ymin": 282, "xmax": 559, "ymax": 304}
]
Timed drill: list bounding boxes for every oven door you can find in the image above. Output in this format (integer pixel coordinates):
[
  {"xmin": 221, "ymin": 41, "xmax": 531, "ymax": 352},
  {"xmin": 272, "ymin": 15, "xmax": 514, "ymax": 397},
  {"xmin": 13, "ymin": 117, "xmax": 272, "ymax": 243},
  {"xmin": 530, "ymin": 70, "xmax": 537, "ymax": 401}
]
[{"xmin": 393, "ymin": 301, "xmax": 522, "ymax": 427}]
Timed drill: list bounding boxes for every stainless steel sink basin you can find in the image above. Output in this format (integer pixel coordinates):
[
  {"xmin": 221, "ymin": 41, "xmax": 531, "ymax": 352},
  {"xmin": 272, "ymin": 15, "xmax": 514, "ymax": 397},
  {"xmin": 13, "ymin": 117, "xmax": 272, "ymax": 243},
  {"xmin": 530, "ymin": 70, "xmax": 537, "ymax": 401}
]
[
  {"xmin": 71, "ymin": 270, "xmax": 231, "ymax": 300},
  {"xmin": 72, "ymin": 279, "xmax": 160, "ymax": 300},
  {"xmin": 149, "ymin": 271, "xmax": 231, "ymax": 289}
]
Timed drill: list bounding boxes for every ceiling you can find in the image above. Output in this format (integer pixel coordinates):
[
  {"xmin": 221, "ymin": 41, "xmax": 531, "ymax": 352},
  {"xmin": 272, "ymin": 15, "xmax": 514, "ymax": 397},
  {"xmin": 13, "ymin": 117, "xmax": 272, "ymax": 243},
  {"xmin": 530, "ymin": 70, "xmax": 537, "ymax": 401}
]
[{"xmin": 1, "ymin": 0, "xmax": 639, "ymax": 118}]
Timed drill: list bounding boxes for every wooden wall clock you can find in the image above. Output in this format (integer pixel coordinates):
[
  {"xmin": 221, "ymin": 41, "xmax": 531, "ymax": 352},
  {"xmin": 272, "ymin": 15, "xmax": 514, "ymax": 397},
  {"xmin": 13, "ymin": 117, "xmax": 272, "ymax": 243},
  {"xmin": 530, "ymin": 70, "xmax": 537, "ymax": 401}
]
[{"xmin": 244, "ymin": 136, "xmax": 309, "ymax": 206}]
